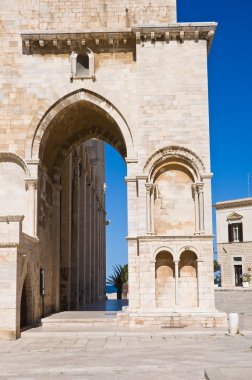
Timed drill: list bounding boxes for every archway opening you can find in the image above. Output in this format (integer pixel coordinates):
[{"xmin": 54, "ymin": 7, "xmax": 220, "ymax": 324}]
[
  {"xmin": 155, "ymin": 251, "xmax": 175, "ymax": 308},
  {"xmin": 20, "ymin": 274, "xmax": 33, "ymax": 329},
  {"xmin": 36, "ymin": 96, "xmax": 128, "ymax": 316}
]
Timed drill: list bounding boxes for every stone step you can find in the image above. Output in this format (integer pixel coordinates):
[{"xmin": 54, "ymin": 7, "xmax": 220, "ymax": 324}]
[
  {"xmin": 41, "ymin": 311, "xmax": 118, "ymax": 328},
  {"xmin": 22, "ymin": 325, "xmax": 229, "ymax": 339}
]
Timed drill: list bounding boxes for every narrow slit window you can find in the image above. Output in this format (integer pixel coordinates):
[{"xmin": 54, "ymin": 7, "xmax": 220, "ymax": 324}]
[{"xmin": 77, "ymin": 54, "xmax": 89, "ymax": 77}]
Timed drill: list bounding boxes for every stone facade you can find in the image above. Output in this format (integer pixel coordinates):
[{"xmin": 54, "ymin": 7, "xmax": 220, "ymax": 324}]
[
  {"xmin": 214, "ymin": 198, "xmax": 252, "ymax": 288},
  {"xmin": 0, "ymin": 0, "xmax": 227, "ymax": 338}
]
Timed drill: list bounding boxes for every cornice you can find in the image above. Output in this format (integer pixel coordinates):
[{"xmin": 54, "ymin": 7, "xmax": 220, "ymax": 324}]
[
  {"xmin": 0, "ymin": 215, "xmax": 24, "ymax": 223},
  {"xmin": 127, "ymin": 234, "xmax": 213, "ymax": 241},
  {"xmin": 21, "ymin": 23, "xmax": 217, "ymax": 55},
  {"xmin": 0, "ymin": 243, "xmax": 19, "ymax": 248},
  {"xmin": 214, "ymin": 198, "xmax": 252, "ymax": 210}
]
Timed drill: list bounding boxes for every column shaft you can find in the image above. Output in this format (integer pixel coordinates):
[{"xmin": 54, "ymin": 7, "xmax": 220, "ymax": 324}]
[{"xmin": 174, "ymin": 260, "xmax": 179, "ymax": 305}]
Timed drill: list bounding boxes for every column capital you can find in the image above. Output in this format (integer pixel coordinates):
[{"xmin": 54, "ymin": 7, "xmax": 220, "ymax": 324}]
[
  {"xmin": 25, "ymin": 178, "xmax": 38, "ymax": 190},
  {"xmin": 173, "ymin": 259, "xmax": 180, "ymax": 264},
  {"xmin": 196, "ymin": 182, "xmax": 204, "ymax": 192},
  {"xmin": 145, "ymin": 183, "xmax": 154, "ymax": 192}
]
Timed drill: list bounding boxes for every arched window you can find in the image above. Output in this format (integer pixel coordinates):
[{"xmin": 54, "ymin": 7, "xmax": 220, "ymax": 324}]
[{"xmin": 70, "ymin": 49, "xmax": 95, "ymax": 80}]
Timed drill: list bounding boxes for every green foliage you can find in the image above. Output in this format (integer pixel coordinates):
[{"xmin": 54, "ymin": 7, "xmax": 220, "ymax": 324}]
[
  {"xmin": 214, "ymin": 260, "xmax": 220, "ymax": 272},
  {"xmin": 106, "ymin": 264, "xmax": 128, "ymax": 293},
  {"xmin": 242, "ymin": 272, "xmax": 251, "ymax": 283}
]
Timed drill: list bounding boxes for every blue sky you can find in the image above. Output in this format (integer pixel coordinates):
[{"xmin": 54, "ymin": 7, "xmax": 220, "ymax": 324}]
[{"xmin": 105, "ymin": 0, "xmax": 252, "ymax": 275}]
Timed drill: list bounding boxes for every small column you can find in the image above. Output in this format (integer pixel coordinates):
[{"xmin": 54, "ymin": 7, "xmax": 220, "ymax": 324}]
[
  {"xmin": 25, "ymin": 179, "xmax": 38, "ymax": 237},
  {"xmin": 197, "ymin": 183, "xmax": 205, "ymax": 234},
  {"xmin": 146, "ymin": 184, "xmax": 152, "ymax": 234},
  {"xmin": 150, "ymin": 185, "xmax": 156, "ymax": 234},
  {"xmin": 174, "ymin": 260, "xmax": 180, "ymax": 305},
  {"xmin": 192, "ymin": 184, "xmax": 199, "ymax": 234}
]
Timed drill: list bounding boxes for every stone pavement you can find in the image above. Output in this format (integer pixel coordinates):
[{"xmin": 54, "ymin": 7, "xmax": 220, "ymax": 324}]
[{"xmin": 0, "ymin": 333, "xmax": 252, "ymax": 379}]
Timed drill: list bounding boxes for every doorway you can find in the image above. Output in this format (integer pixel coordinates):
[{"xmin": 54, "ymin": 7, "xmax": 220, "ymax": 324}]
[{"xmin": 234, "ymin": 265, "xmax": 243, "ymax": 286}]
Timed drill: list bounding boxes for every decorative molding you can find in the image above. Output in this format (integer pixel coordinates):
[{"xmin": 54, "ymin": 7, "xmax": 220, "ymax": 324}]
[
  {"xmin": 0, "ymin": 243, "xmax": 19, "ymax": 248},
  {"xmin": 226, "ymin": 212, "xmax": 243, "ymax": 221},
  {"xmin": 125, "ymin": 176, "xmax": 137, "ymax": 183},
  {"xmin": 144, "ymin": 145, "xmax": 205, "ymax": 181},
  {"xmin": 136, "ymin": 175, "xmax": 148, "ymax": 181},
  {"xmin": 0, "ymin": 215, "xmax": 24, "ymax": 223},
  {"xmin": 127, "ymin": 235, "xmax": 214, "ymax": 241},
  {"xmin": 201, "ymin": 173, "xmax": 213, "ymax": 180},
  {"xmin": 133, "ymin": 23, "xmax": 216, "ymax": 53},
  {"xmin": 20, "ymin": 23, "xmax": 217, "ymax": 55},
  {"xmin": 0, "ymin": 152, "xmax": 30, "ymax": 176},
  {"xmin": 125, "ymin": 157, "xmax": 138, "ymax": 164}
]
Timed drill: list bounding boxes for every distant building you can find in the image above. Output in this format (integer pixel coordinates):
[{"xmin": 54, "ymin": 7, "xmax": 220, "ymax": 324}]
[{"xmin": 214, "ymin": 198, "xmax": 252, "ymax": 287}]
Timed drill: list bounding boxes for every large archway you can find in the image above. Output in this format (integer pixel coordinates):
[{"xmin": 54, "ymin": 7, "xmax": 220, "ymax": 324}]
[{"xmin": 33, "ymin": 90, "xmax": 131, "ymax": 315}]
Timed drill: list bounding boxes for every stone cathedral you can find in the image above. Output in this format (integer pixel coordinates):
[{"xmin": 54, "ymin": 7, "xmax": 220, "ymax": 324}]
[{"xmin": 0, "ymin": 0, "xmax": 227, "ymax": 339}]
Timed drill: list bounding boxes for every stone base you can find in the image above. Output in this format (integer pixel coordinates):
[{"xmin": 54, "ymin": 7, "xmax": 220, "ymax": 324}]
[
  {"xmin": 0, "ymin": 328, "xmax": 20, "ymax": 340},
  {"xmin": 117, "ymin": 308, "xmax": 228, "ymax": 328}
]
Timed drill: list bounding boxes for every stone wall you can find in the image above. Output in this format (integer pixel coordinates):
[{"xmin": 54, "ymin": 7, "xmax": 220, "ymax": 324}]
[
  {"xmin": 217, "ymin": 242, "xmax": 252, "ymax": 288},
  {"xmin": 0, "ymin": 0, "xmax": 223, "ymax": 336}
]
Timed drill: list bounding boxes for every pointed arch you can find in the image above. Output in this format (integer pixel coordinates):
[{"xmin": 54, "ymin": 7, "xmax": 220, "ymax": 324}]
[{"xmin": 25, "ymin": 88, "xmax": 135, "ymax": 162}]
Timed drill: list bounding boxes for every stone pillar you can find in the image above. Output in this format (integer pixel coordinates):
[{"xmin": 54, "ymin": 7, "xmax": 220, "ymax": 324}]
[
  {"xmin": 137, "ymin": 176, "xmax": 148, "ymax": 236},
  {"xmin": 60, "ymin": 158, "xmax": 72, "ymax": 311},
  {"xmin": 25, "ymin": 179, "xmax": 38, "ymax": 237},
  {"xmin": 125, "ymin": 176, "xmax": 140, "ymax": 309},
  {"xmin": 94, "ymin": 193, "xmax": 99, "ymax": 301},
  {"xmin": 0, "ymin": 216, "xmax": 25, "ymax": 339},
  {"xmin": 101, "ymin": 209, "xmax": 106, "ymax": 299},
  {"xmin": 174, "ymin": 260, "xmax": 180, "ymax": 305},
  {"xmin": 52, "ymin": 171, "xmax": 61, "ymax": 313},
  {"xmin": 85, "ymin": 175, "xmax": 91, "ymax": 305},
  {"xmin": 78, "ymin": 154, "xmax": 85, "ymax": 308},
  {"xmin": 197, "ymin": 183, "xmax": 205, "ymax": 234},
  {"xmin": 70, "ymin": 154, "xmax": 80, "ymax": 310},
  {"xmin": 90, "ymin": 185, "xmax": 95, "ymax": 303}
]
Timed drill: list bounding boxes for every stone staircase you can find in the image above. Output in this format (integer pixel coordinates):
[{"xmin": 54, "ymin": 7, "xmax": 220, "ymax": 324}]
[{"xmin": 41, "ymin": 311, "xmax": 118, "ymax": 328}]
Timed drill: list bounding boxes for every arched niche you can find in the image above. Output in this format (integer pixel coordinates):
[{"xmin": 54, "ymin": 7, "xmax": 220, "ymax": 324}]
[
  {"xmin": 20, "ymin": 273, "xmax": 33, "ymax": 329},
  {"xmin": 0, "ymin": 154, "xmax": 28, "ymax": 223},
  {"xmin": 155, "ymin": 251, "xmax": 175, "ymax": 308},
  {"xmin": 179, "ymin": 250, "xmax": 198, "ymax": 308},
  {"xmin": 153, "ymin": 162, "xmax": 195, "ymax": 235}
]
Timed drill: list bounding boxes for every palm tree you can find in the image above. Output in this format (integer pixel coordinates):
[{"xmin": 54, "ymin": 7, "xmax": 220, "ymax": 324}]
[{"xmin": 106, "ymin": 264, "xmax": 128, "ymax": 299}]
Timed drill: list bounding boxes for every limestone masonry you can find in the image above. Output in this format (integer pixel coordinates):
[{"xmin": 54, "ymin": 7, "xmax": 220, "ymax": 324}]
[{"xmin": 0, "ymin": 0, "xmax": 227, "ymax": 339}]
